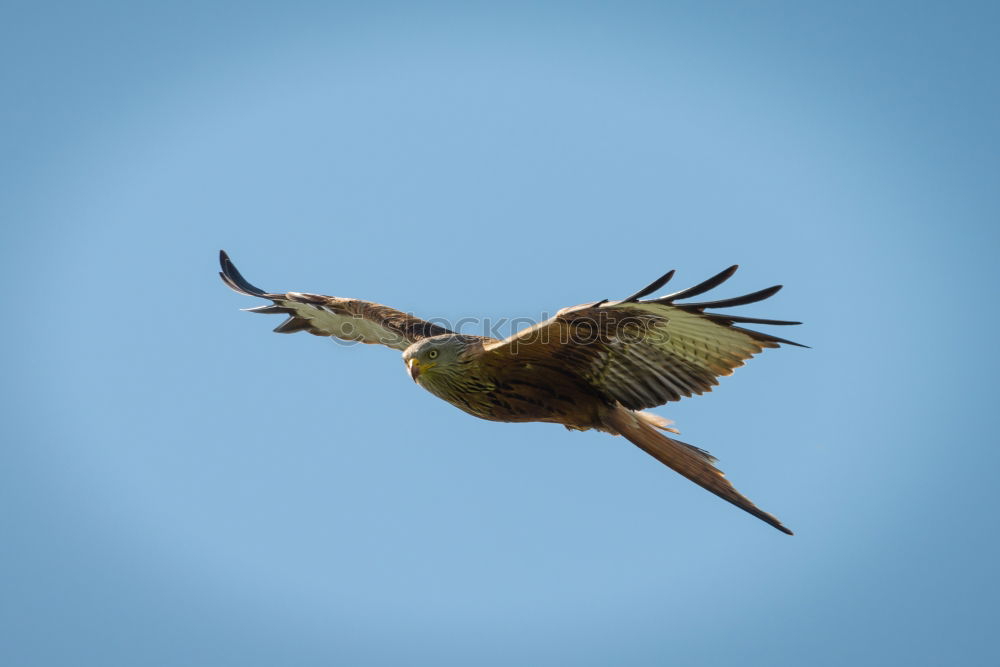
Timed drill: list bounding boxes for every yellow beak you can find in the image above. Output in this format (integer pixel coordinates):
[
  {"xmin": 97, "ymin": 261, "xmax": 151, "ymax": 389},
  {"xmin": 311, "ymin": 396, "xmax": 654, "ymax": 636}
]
[{"xmin": 408, "ymin": 358, "xmax": 436, "ymax": 381}]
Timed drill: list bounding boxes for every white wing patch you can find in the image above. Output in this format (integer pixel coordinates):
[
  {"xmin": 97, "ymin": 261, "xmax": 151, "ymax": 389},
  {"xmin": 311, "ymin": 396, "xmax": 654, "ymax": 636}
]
[{"xmin": 279, "ymin": 295, "xmax": 411, "ymax": 350}]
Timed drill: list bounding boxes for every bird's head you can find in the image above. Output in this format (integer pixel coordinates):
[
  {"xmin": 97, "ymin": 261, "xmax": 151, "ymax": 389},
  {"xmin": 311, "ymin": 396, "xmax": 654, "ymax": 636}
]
[{"xmin": 402, "ymin": 335, "xmax": 472, "ymax": 383}]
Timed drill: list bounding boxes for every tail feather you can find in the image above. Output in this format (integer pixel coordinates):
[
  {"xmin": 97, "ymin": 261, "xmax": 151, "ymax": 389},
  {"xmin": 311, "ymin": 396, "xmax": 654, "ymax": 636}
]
[{"xmin": 605, "ymin": 408, "xmax": 792, "ymax": 535}]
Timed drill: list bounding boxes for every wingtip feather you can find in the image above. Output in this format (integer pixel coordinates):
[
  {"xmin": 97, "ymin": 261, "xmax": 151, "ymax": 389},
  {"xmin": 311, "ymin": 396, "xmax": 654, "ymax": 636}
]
[
  {"xmin": 621, "ymin": 269, "xmax": 677, "ymax": 303},
  {"xmin": 651, "ymin": 265, "xmax": 740, "ymax": 304},
  {"xmin": 218, "ymin": 250, "xmax": 273, "ymax": 298}
]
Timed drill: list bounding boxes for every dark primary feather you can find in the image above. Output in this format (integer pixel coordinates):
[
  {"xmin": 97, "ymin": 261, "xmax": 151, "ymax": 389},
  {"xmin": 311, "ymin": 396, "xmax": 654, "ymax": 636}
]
[
  {"xmin": 243, "ymin": 305, "xmax": 288, "ymax": 315},
  {"xmin": 702, "ymin": 313, "xmax": 801, "ymax": 326},
  {"xmin": 620, "ymin": 269, "xmax": 676, "ymax": 303},
  {"xmin": 650, "ymin": 264, "xmax": 739, "ymax": 303},
  {"xmin": 219, "ymin": 250, "xmax": 275, "ymax": 298},
  {"xmin": 681, "ymin": 284, "xmax": 784, "ymax": 310}
]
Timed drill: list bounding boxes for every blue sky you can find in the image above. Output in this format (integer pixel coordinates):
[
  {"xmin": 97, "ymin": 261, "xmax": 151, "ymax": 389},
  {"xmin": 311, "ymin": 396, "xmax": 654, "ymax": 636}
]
[{"xmin": 2, "ymin": 2, "xmax": 998, "ymax": 665}]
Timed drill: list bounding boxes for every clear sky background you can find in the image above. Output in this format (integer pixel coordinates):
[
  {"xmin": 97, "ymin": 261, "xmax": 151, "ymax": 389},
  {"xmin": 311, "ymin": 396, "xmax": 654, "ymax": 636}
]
[{"xmin": 3, "ymin": 2, "xmax": 998, "ymax": 665}]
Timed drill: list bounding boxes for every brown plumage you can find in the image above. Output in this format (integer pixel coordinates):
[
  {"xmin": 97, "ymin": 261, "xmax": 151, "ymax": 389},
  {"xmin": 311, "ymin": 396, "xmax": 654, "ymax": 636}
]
[{"xmin": 219, "ymin": 250, "xmax": 805, "ymax": 534}]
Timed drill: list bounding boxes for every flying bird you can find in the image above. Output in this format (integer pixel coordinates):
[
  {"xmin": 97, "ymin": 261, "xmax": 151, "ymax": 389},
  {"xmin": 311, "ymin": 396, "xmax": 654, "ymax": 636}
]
[{"xmin": 219, "ymin": 250, "xmax": 804, "ymax": 534}]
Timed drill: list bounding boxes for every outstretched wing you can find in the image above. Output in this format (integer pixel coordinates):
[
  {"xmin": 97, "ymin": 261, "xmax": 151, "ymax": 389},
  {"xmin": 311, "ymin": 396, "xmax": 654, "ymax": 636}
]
[
  {"xmin": 482, "ymin": 265, "xmax": 805, "ymax": 410},
  {"xmin": 219, "ymin": 250, "xmax": 453, "ymax": 351}
]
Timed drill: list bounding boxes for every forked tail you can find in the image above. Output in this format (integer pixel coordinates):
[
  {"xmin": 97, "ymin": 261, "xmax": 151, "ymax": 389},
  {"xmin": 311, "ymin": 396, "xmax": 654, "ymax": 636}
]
[{"xmin": 604, "ymin": 408, "xmax": 792, "ymax": 535}]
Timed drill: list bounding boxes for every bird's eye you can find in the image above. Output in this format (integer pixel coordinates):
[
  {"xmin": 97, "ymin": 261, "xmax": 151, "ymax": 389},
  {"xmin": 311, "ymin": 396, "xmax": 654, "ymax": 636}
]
[{"xmin": 428, "ymin": 349, "xmax": 439, "ymax": 359}]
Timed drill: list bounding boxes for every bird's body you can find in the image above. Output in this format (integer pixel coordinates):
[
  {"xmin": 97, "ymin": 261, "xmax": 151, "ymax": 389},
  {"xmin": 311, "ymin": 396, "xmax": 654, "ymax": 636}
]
[
  {"xmin": 406, "ymin": 334, "xmax": 604, "ymax": 427},
  {"xmin": 220, "ymin": 251, "xmax": 805, "ymax": 534}
]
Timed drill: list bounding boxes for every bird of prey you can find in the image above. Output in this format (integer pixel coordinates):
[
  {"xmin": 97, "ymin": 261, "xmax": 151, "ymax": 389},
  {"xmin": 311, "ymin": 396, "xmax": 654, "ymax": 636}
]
[{"xmin": 219, "ymin": 250, "xmax": 804, "ymax": 534}]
